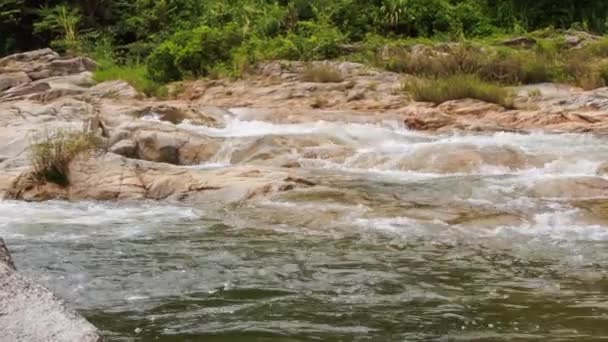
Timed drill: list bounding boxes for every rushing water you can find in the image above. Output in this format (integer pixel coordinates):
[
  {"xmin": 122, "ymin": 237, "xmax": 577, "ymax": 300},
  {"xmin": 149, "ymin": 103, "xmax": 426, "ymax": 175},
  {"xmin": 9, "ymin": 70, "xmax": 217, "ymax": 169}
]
[{"xmin": 2, "ymin": 117, "xmax": 608, "ymax": 341}]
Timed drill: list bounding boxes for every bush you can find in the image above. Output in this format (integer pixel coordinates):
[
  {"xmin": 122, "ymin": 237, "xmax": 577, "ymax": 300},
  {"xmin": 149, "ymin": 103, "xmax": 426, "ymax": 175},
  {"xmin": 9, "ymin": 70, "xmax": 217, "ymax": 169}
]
[
  {"xmin": 291, "ymin": 21, "xmax": 346, "ymax": 60},
  {"xmin": 300, "ymin": 64, "xmax": 344, "ymax": 83},
  {"xmin": 147, "ymin": 24, "xmax": 243, "ymax": 82},
  {"xmin": 403, "ymin": 75, "xmax": 514, "ymax": 108},
  {"xmin": 30, "ymin": 131, "xmax": 98, "ymax": 186},
  {"xmin": 146, "ymin": 41, "xmax": 182, "ymax": 83}
]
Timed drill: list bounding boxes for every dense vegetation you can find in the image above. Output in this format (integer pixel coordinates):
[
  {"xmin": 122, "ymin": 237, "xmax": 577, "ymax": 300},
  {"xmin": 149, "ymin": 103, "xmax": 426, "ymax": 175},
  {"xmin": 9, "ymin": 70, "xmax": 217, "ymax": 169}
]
[{"xmin": 3, "ymin": 1, "xmax": 608, "ymax": 98}]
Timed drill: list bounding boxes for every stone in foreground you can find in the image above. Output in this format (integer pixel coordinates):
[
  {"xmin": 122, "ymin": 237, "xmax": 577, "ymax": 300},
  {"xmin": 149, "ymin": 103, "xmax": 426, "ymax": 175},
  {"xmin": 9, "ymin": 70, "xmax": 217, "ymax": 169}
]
[{"xmin": 0, "ymin": 239, "xmax": 102, "ymax": 342}]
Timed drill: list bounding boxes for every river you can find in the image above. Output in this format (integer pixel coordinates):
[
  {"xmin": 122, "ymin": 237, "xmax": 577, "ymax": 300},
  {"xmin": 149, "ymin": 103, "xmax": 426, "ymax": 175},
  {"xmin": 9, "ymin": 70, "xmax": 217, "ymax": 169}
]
[{"xmin": 2, "ymin": 118, "xmax": 608, "ymax": 341}]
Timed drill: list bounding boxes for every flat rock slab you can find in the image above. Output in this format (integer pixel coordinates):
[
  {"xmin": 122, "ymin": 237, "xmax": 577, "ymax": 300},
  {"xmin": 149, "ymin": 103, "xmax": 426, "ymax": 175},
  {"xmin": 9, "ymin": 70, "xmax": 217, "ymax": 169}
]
[{"xmin": 0, "ymin": 239, "xmax": 102, "ymax": 342}]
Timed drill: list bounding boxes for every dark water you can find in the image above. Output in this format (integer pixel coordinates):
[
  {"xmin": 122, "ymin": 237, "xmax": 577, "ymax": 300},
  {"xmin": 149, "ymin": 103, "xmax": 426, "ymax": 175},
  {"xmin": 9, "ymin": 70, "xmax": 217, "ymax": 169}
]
[{"xmin": 2, "ymin": 200, "xmax": 608, "ymax": 341}]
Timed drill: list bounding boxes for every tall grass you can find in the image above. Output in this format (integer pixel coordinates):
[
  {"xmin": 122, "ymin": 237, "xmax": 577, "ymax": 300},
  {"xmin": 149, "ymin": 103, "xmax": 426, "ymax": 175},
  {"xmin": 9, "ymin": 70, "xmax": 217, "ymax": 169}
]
[
  {"xmin": 380, "ymin": 37, "xmax": 608, "ymax": 90},
  {"xmin": 300, "ymin": 65, "xmax": 344, "ymax": 83},
  {"xmin": 93, "ymin": 63, "xmax": 166, "ymax": 97},
  {"xmin": 403, "ymin": 75, "xmax": 514, "ymax": 108},
  {"xmin": 30, "ymin": 131, "xmax": 98, "ymax": 186}
]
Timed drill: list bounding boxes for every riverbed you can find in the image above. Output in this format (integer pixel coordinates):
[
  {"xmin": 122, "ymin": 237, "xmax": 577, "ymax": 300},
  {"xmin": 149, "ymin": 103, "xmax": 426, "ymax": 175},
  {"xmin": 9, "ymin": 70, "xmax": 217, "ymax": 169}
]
[{"xmin": 2, "ymin": 119, "xmax": 608, "ymax": 341}]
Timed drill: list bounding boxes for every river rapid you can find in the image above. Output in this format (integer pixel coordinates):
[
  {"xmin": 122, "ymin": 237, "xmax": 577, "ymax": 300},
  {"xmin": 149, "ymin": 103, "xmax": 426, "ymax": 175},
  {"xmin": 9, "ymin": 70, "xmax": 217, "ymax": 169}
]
[{"xmin": 2, "ymin": 116, "xmax": 608, "ymax": 341}]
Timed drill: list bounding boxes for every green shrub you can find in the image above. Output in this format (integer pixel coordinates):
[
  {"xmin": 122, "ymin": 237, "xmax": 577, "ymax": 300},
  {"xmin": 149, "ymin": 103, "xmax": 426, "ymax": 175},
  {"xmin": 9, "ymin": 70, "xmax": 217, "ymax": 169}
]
[
  {"xmin": 300, "ymin": 64, "xmax": 344, "ymax": 83},
  {"xmin": 147, "ymin": 41, "xmax": 182, "ymax": 83},
  {"xmin": 403, "ymin": 75, "xmax": 514, "ymax": 108},
  {"xmin": 30, "ymin": 131, "xmax": 98, "ymax": 186},
  {"xmin": 291, "ymin": 21, "xmax": 346, "ymax": 60},
  {"xmin": 147, "ymin": 24, "xmax": 243, "ymax": 82},
  {"xmin": 174, "ymin": 24, "xmax": 243, "ymax": 78}
]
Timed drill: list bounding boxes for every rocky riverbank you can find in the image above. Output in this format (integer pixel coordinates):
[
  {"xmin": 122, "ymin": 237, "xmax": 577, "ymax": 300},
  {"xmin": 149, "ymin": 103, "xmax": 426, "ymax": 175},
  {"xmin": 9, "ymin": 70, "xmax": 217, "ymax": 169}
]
[
  {"xmin": 1, "ymin": 49, "xmax": 608, "ymax": 204},
  {"xmin": 2, "ymin": 48, "xmax": 608, "ymax": 340},
  {"xmin": 0, "ymin": 238, "xmax": 101, "ymax": 341}
]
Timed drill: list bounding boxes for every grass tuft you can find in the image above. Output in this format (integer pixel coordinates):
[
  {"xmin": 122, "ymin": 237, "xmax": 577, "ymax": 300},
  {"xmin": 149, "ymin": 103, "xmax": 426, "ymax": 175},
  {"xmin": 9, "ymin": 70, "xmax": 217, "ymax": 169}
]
[
  {"xmin": 93, "ymin": 63, "xmax": 166, "ymax": 97},
  {"xmin": 403, "ymin": 75, "xmax": 514, "ymax": 108},
  {"xmin": 300, "ymin": 65, "xmax": 344, "ymax": 83},
  {"xmin": 30, "ymin": 131, "xmax": 98, "ymax": 186}
]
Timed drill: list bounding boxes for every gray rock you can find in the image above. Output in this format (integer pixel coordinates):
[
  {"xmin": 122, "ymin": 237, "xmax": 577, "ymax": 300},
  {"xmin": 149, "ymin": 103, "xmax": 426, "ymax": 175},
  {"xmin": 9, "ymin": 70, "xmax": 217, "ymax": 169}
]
[
  {"xmin": 0, "ymin": 72, "xmax": 31, "ymax": 92},
  {"xmin": 0, "ymin": 49, "xmax": 59, "ymax": 68},
  {"xmin": 501, "ymin": 36, "xmax": 537, "ymax": 47},
  {"xmin": 0, "ymin": 82, "xmax": 51, "ymax": 100},
  {"xmin": 110, "ymin": 139, "xmax": 138, "ymax": 158},
  {"xmin": 89, "ymin": 80, "xmax": 140, "ymax": 99},
  {"xmin": 564, "ymin": 34, "xmax": 582, "ymax": 47},
  {"xmin": 0, "ymin": 238, "xmax": 102, "ymax": 341},
  {"xmin": 28, "ymin": 57, "xmax": 97, "ymax": 80}
]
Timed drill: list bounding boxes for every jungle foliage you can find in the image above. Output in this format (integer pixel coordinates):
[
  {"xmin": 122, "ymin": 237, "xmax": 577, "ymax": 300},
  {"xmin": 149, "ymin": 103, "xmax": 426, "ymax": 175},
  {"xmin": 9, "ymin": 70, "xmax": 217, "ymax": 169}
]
[{"xmin": 3, "ymin": 0, "xmax": 608, "ymax": 85}]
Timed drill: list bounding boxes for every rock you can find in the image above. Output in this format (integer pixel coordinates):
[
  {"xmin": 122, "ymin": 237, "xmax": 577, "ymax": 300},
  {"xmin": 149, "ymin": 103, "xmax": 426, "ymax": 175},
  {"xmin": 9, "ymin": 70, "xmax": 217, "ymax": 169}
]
[
  {"xmin": 7, "ymin": 153, "xmax": 316, "ymax": 204},
  {"xmin": 0, "ymin": 239, "xmax": 102, "ymax": 341},
  {"xmin": 109, "ymin": 139, "xmax": 138, "ymax": 158},
  {"xmin": 501, "ymin": 36, "xmax": 537, "ymax": 47},
  {"xmin": 528, "ymin": 177, "xmax": 608, "ymax": 198},
  {"xmin": 0, "ymin": 239, "xmax": 16, "ymax": 273},
  {"xmin": 403, "ymin": 108, "xmax": 456, "ymax": 130},
  {"xmin": 0, "ymin": 81, "xmax": 51, "ymax": 100},
  {"xmin": 347, "ymin": 89, "xmax": 365, "ymax": 102},
  {"xmin": 89, "ymin": 80, "xmax": 140, "ymax": 99},
  {"xmin": 109, "ymin": 121, "xmax": 223, "ymax": 165},
  {"xmin": 0, "ymin": 49, "xmax": 59, "ymax": 69},
  {"xmin": 27, "ymin": 57, "xmax": 97, "ymax": 80},
  {"xmin": 0, "ymin": 72, "xmax": 30, "ymax": 92},
  {"xmin": 394, "ymin": 144, "xmax": 530, "ymax": 173},
  {"xmin": 564, "ymin": 34, "xmax": 582, "ymax": 47},
  {"xmin": 137, "ymin": 104, "xmax": 222, "ymax": 126},
  {"xmin": 598, "ymin": 162, "xmax": 608, "ymax": 175}
]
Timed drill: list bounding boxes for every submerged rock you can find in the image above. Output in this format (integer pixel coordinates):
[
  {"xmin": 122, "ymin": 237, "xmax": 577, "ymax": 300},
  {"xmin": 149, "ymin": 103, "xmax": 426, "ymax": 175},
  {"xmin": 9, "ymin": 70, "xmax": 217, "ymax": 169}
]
[
  {"xmin": 0, "ymin": 239, "xmax": 101, "ymax": 341},
  {"xmin": 528, "ymin": 177, "xmax": 608, "ymax": 198},
  {"xmin": 395, "ymin": 143, "xmax": 531, "ymax": 173}
]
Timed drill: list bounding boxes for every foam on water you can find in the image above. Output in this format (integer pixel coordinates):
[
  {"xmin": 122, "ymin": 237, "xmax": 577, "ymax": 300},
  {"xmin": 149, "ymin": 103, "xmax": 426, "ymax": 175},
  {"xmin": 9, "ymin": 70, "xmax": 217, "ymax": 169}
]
[
  {"xmin": 146, "ymin": 115, "xmax": 608, "ymax": 179},
  {"xmin": 0, "ymin": 200, "xmax": 200, "ymax": 240}
]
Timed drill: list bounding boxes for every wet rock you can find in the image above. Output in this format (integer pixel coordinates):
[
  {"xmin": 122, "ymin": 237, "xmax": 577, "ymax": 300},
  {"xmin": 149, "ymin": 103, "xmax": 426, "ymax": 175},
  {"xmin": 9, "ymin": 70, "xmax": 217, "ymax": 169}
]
[
  {"xmin": 597, "ymin": 162, "xmax": 608, "ymax": 175},
  {"xmin": 0, "ymin": 238, "xmax": 102, "ymax": 341},
  {"xmin": 528, "ymin": 177, "xmax": 608, "ymax": 198},
  {"xmin": 403, "ymin": 108, "xmax": 456, "ymax": 131},
  {"xmin": 0, "ymin": 239, "xmax": 16, "ymax": 272},
  {"xmin": 109, "ymin": 121, "xmax": 223, "ymax": 165},
  {"xmin": 394, "ymin": 144, "xmax": 530, "ymax": 173},
  {"xmin": 8, "ymin": 153, "xmax": 315, "ymax": 204},
  {"xmin": 573, "ymin": 199, "xmax": 608, "ymax": 224}
]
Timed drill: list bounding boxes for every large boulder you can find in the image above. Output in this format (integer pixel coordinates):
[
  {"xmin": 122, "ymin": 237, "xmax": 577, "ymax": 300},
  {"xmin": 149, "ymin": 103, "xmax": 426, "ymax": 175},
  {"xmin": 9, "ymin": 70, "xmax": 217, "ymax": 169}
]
[
  {"xmin": 6, "ymin": 154, "xmax": 316, "ymax": 204},
  {"xmin": 108, "ymin": 121, "xmax": 223, "ymax": 165},
  {"xmin": 0, "ymin": 49, "xmax": 95, "ymax": 81},
  {"xmin": 0, "ymin": 239, "xmax": 101, "ymax": 341}
]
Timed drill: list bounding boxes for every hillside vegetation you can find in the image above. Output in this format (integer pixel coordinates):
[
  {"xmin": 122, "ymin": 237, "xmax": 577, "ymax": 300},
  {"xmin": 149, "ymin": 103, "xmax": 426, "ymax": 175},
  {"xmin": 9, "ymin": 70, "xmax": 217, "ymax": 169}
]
[{"xmin": 3, "ymin": 1, "xmax": 608, "ymax": 96}]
